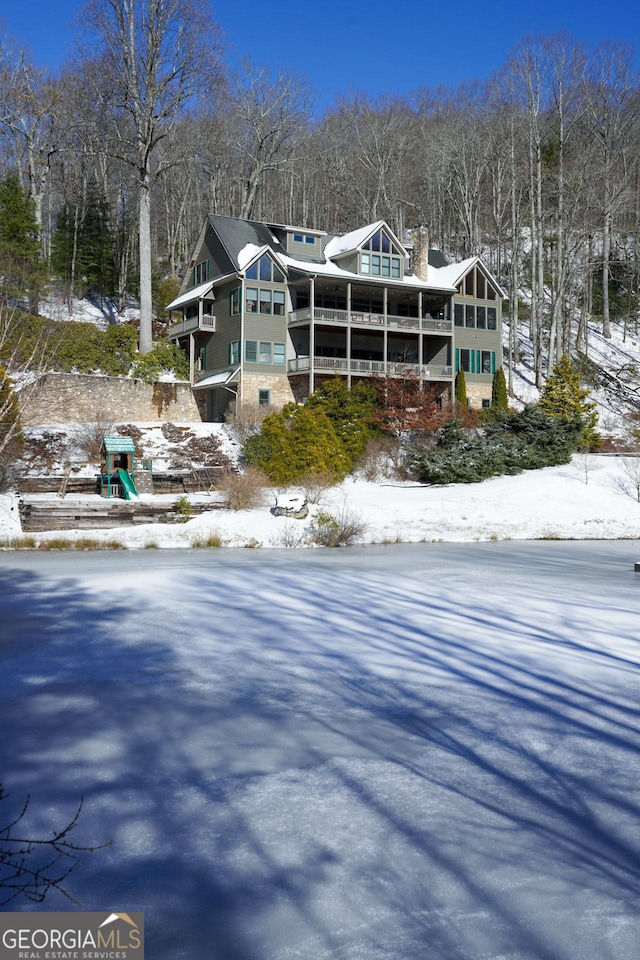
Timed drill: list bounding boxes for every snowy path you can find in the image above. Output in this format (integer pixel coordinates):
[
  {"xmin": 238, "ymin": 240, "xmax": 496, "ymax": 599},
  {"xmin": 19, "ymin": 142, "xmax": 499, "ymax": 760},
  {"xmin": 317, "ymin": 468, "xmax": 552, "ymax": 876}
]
[{"xmin": 1, "ymin": 542, "xmax": 639, "ymax": 959}]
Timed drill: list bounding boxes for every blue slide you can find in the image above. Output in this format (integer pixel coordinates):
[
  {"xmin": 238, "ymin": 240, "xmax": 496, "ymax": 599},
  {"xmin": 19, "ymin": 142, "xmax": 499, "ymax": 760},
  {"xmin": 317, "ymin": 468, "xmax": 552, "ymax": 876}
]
[{"xmin": 118, "ymin": 469, "xmax": 140, "ymax": 500}]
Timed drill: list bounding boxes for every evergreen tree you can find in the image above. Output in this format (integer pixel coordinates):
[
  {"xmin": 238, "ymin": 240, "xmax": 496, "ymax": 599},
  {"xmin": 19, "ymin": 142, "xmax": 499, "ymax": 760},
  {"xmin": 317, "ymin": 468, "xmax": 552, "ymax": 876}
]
[
  {"xmin": 0, "ymin": 172, "xmax": 43, "ymax": 309},
  {"xmin": 243, "ymin": 403, "xmax": 352, "ymax": 485},
  {"xmin": 51, "ymin": 189, "xmax": 117, "ymax": 301},
  {"xmin": 538, "ymin": 354, "xmax": 601, "ymax": 449},
  {"xmin": 455, "ymin": 368, "xmax": 467, "ymax": 408},
  {"xmin": 305, "ymin": 378, "xmax": 377, "ymax": 460},
  {"xmin": 491, "ymin": 367, "xmax": 509, "ymax": 411}
]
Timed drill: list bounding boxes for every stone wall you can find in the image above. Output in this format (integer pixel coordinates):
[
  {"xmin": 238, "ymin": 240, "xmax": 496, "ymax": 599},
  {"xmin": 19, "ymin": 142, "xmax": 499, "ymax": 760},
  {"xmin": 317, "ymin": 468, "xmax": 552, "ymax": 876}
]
[
  {"xmin": 466, "ymin": 382, "xmax": 492, "ymax": 409},
  {"xmin": 241, "ymin": 373, "xmax": 296, "ymax": 408},
  {"xmin": 19, "ymin": 373, "xmax": 206, "ymax": 425}
]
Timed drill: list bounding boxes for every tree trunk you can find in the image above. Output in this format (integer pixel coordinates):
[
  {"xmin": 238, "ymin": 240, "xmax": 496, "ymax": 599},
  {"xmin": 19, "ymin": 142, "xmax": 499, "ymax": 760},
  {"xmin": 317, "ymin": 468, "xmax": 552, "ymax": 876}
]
[{"xmin": 138, "ymin": 173, "xmax": 153, "ymax": 354}]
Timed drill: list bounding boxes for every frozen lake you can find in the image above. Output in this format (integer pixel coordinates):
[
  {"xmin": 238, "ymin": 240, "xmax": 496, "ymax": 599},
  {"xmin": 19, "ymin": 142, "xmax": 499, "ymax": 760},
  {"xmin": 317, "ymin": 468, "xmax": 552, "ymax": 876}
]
[{"xmin": 1, "ymin": 541, "xmax": 639, "ymax": 959}]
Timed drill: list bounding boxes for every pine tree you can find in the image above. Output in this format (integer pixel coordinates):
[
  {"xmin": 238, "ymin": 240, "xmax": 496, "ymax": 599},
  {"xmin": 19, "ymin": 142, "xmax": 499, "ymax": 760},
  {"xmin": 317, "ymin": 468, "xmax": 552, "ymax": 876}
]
[
  {"xmin": 0, "ymin": 172, "xmax": 43, "ymax": 309},
  {"xmin": 491, "ymin": 367, "xmax": 509, "ymax": 411},
  {"xmin": 455, "ymin": 368, "xmax": 467, "ymax": 408},
  {"xmin": 538, "ymin": 354, "xmax": 601, "ymax": 449}
]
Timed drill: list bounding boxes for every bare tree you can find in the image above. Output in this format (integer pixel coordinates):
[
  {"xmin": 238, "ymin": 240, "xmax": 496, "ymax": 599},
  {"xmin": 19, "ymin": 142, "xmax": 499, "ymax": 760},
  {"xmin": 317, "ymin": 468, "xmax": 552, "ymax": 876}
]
[
  {"xmin": 0, "ymin": 784, "xmax": 111, "ymax": 906},
  {"xmin": 225, "ymin": 61, "xmax": 314, "ymax": 222},
  {"xmin": 583, "ymin": 41, "xmax": 640, "ymax": 339},
  {"xmin": 0, "ymin": 51, "xmax": 62, "ymax": 252},
  {"xmin": 78, "ymin": 0, "xmax": 223, "ymax": 353}
]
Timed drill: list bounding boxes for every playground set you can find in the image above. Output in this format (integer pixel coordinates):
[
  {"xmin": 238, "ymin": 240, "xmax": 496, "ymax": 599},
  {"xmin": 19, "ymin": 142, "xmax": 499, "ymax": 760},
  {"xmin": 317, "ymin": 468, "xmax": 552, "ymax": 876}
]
[{"xmin": 99, "ymin": 436, "xmax": 152, "ymax": 499}]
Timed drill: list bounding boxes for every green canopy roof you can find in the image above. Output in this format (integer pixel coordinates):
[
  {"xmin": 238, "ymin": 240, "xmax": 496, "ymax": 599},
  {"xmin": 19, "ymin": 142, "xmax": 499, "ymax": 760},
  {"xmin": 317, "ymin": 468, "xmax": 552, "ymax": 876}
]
[{"xmin": 102, "ymin": 436, "xmax": 136, "ymax": 453}]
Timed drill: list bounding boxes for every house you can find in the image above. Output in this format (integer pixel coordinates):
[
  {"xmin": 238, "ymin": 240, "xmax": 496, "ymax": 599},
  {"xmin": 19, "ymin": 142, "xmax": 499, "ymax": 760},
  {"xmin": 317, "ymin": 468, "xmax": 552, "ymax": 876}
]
[{"xmin": 165, "ymin": 215, "xmax": 504, "ymax": 420}]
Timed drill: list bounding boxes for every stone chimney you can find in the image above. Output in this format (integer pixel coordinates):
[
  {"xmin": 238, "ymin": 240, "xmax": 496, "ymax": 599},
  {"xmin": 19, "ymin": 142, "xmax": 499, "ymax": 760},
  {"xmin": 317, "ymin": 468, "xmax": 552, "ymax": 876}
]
[{"xmin": 409, "ymin": 226, "xmax": 430, "ymax": 282}]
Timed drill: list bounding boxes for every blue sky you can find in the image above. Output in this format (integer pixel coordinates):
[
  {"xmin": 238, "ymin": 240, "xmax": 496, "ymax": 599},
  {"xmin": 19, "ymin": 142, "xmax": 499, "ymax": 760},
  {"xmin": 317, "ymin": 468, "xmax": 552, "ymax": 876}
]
[{"xmin": 2, "ymin": 0, "xmax": 638, "ymax": 109}]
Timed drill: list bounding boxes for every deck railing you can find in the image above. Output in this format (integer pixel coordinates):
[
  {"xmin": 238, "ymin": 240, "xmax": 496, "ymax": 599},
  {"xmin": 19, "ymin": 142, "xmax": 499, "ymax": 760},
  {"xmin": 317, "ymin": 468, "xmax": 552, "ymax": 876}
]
[
  {"xmin": 169, "ymin": 313, "xmax": 216, "ymax": 337},
  {"xmin": 288, "ymin": 306, "xmax": 452, "ymax": 333},
  {"xmin": 287, "ymin": 357, "xmax": 452, "ymax": 379}
]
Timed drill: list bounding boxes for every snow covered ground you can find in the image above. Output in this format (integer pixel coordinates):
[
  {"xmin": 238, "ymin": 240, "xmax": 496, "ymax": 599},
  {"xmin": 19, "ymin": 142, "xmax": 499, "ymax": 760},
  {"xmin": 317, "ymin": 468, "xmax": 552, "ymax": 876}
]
[
  {"xmin": 1, "ymin": 541, "xmax": 639, "ymax": 959},
  {"xmin": 3, "ymin": 450, "xmax": 640, "ymax": 546}
]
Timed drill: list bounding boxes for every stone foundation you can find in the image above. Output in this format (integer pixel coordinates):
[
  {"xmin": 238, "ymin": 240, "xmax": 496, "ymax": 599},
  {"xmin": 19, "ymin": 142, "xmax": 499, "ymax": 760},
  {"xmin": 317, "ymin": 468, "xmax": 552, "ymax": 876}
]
[
  {"xmin": 466, "ymin": 382, "xmax": 492, "ymax": 409},
  {"xmin": 241, "ymin": 373, "xmax": 295, "ymax": 408},
  {"xmin": 19, "ymin": 373, "xmax": 206, "ymax": 425}
]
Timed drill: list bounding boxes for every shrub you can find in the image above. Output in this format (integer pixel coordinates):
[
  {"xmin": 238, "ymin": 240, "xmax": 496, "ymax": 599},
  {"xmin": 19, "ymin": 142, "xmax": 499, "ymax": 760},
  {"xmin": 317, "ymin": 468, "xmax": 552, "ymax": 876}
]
[
  {"xmin": 0, "ymin": 364, "xmax": 23, "ymax": 490},
  {"xmin": 538, "ymin": 354, "xmax": 601, "ymax": 450},
  {"xmin": 243, "ymin": 404, "xmax": 351, "ymax": 485},
  {"xmin": 190, "ymin": 530, "xmax": 224, "ymax": 548},
  {"xmin": 173, "ymin": 495, "xmax": 192, "ymax": 522},
  {"xmin": 491, "ymin": 367, "xmax": 509, "ymax": 412},
  {"xmin": 73, "ymin": 421, "xmax": 116, "ymax": 462},
  {"xmin": 224, "ymin": 399, "xmax": 279, "ymax": 443},
  {"xmin": 455, "ymin": 368, "xmax": 467, "ymax": 408},
  {"xmin": 132, "ymin": 340, "xmax": 189, "ymax": 382},
  {"xmin": 217, "ymin": 467, "xmax": 268, "ymax": 510},
  {"xmin": 305, "ymin": 378, "xmax": 376, "ymax": 462},
  {"xmin": 310, "ymin": 506, "xmax": 366, "ymax": 547},
  {"xmin": 297, "ymin": 470, "xmax": 336, "ymax": 504},
  {"xmin": 409, "ymin": 407, "xmax": 582, "ymax": 485}
]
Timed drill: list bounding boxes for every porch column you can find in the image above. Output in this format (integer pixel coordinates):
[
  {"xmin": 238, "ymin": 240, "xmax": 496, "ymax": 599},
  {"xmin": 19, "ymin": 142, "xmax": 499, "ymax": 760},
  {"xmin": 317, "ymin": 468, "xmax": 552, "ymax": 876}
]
[
  {"xmin": 189, "ymin": 332, "xmax": 195, "ymax": 385},
  {"xmin": 309, "ymin": 277, "xmax": 315, "ymax": 396},
  {"xmin": 347, "ymin": 282, "xmax": 352, "ymax": 387}
]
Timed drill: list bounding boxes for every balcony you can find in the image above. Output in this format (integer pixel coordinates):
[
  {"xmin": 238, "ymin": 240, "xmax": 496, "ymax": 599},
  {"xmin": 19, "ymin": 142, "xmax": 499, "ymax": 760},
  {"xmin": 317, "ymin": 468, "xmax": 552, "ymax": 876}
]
[
  {"xmin": 287, "ymin": 357, "xmax": 453, "ymax": 379},
  {"xmin": 288, "ymin": 306, "xmax": 452, "ymax": 334},
  {"xmin": 169, "ymin": 313, "xmax": 216, "ymax": 337}
]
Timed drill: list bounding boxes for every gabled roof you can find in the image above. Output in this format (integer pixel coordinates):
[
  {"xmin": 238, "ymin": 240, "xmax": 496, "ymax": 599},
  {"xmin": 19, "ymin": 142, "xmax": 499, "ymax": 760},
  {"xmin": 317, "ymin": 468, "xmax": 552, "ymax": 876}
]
[
  {"xmin": 165, "ymin": 278, "xmax": 216, "ymax": 310},
  {"xmin": 324, "ymin": 220, "xmax": 408, "ymax": 261},
  {"xmin": 208, "ymin": 214, "xmax": 285, "ymax": 270},
  {"xmin": 102, "ymin": 436, "xmax": 136, "ymax": 453},
  {"xmin": 237, "ymin": 242, "xmax": 288, "ymax": 276},
  {"xmin": 433, "ymin": 255, "xmax": 506, "ymax": 298}
]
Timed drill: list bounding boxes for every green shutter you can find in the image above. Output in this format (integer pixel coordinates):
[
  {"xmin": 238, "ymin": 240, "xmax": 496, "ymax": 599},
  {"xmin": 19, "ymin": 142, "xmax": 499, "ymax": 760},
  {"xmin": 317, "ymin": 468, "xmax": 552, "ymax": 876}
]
[
  {"xmin": 455, "ymin": 348, "xmax": 460, "ymax": 372},
  {"xmin": 492, "ymin": 352, "xmax": 496, "ymax": 374},
  {"xmin": 476, "ymin": 350, "xmax": 481, "ymax": 374}
]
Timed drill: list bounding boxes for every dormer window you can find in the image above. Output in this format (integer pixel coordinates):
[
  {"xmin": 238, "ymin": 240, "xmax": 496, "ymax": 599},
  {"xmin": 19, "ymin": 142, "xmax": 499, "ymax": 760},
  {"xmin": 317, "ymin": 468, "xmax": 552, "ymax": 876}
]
[
  {"xmin": 245, "ymin": 253, "xmax": 285, "ymax": 283},
  {"xmin": 360, "ymin": 228, "xmax": 402, "ymax": 278}
]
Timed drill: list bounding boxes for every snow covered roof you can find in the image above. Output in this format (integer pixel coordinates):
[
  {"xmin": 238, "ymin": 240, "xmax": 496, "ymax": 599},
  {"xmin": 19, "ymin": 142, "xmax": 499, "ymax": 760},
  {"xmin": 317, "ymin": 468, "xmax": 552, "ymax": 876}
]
[
  {"xmin": 277, "ymin": 249, "xmax": 455, "ymax": 293},
  {"xmin": 436, "ymin": 256, "xmax": 507, "ymax": 297},
  {"xmin": 166, "ymin": 279, "xmax": 216, "ymax": 310},
  {"xmin": 192, "ymin": 367, "xmax": 240, "ymax": 389},
  {"xmin": 324, "ymin": 221, "xmax": 386, "ymax": 259}
]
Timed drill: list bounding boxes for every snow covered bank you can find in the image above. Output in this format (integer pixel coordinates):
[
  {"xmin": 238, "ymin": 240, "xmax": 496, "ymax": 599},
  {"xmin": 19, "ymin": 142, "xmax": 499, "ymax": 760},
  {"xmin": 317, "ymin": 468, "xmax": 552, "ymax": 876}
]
[{"xmin": 4, "ymin": 454, "xmax": 640, "ymax": 547}]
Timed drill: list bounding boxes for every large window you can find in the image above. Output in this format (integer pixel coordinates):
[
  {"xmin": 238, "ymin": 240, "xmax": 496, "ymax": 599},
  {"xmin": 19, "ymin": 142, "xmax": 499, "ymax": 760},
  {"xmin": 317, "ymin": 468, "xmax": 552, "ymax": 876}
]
[
  {"xmin": 245, "ymin": 253, "xmax": 284, "ymax": 284},
  {"xmin": 193, "ymin": 259, "xmax": 210, "ymax": 285},
  {"xmin": 245, "ymin": 340, "xmax": 286, "ymax": 365},
  {"xmin": 456, "ymin": 349, "xmax": 496, "ymax": 375},
  {"xmin": 360, "ymin": 228, "xmax": 402, "ymax": 278},
  {"xmin": 245, "ymin": 286, "xmax": 286, "ymax": 315},
  {"xmin": 487, "ymin": 307, "xmax": 497, "ymax": 330}
]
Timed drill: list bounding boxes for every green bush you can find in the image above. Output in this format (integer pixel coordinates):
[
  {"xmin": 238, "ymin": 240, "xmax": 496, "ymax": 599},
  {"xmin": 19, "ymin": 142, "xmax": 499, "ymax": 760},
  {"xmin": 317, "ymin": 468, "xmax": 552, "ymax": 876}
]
[
  {"xmin": 133, "ymin": 340, "xmax": 189, "ymax": 382},
  {"xmin": 538, "ymin": 354, "xmax": 600, "ymax": 450},
  {"xmin": 409, "ymin": 407, "xmax": 583, "ymax": 485},
  {"xmin": 244, "ymin": 403, "xmax": 352, "ymax": 485},
  {"xmin": 305, "ymin": 378, "xmax": 377, "ymax": 462}
]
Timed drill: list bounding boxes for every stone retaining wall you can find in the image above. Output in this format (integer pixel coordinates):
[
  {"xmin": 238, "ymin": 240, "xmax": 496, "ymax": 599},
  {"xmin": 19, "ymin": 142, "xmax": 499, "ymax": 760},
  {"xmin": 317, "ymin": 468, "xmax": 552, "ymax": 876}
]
[{"xmin": 19, "ymin": 373, "xmax": 205, "ymax": 425}]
